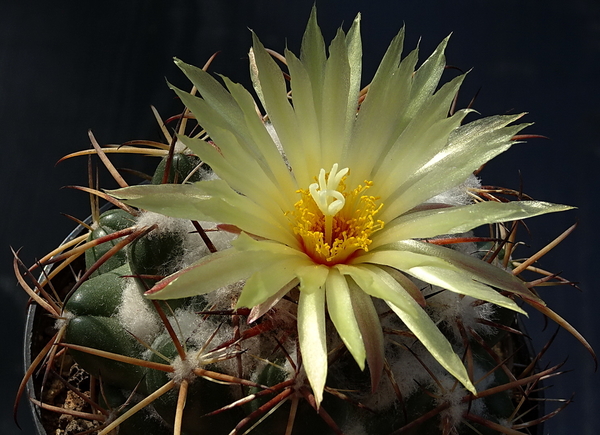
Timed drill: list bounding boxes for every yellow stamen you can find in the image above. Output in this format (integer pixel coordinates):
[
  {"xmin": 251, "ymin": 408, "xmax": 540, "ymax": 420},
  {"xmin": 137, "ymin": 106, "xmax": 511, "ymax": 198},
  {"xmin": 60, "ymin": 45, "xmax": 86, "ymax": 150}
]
[{"xmin": 288, "ymin": 165, "xmax": 384, "ymax": 266}]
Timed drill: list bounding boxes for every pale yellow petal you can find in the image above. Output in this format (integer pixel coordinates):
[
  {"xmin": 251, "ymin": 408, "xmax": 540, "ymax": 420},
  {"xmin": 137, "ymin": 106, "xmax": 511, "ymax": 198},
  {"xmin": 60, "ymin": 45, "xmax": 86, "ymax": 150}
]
[
  {"xmin": 319, "ymin": 28, "xmax": 352, "ymax": 168},
  {"xmin": 380, "ymin": 114, "xmax": 528, "ymax": 221},
  {"xmin": 285, "ymin": 50, "xmax": 321, "ymax": 185},
  {"xmin": 407, "ymin": 36, "xmax": 450, "ymax": 118},
  {"xmin": 367, "ymin": 239, "xmax": 542, "ymax": 302},
  {"xmin": 335, "ymin": 264, "xmax": 419, "ymax": 318},
  {"xmin": 146, "ymin": 248, "xmax": 258, "ymax": 300},
  {"xmin": 222, "ymin": 75, "xmax": 299, "ymax": 204},
  {"xmin": 409, "ymin": 266, "xmax": 526, "ymax": 314},
  {"xmin": 347, "ymin": 279, "xmax": 384, "ymax": 390},
  {"xmin": 232, "ymin": 231, "xmax": 304, "ymax": 257},
  {"xmin": 344, "ymin": 13, "xmax": 362, "ymax": 139},
  {"xmin": 325, "ymin": 269, "xmax": 366, "ymax": 369},
  {"xmin": 385, "ymin": 298, "xmax": 476, "ymax": 394},
  {"xmin": 110, "ymin": 181, "xmax": 297, "ymax": 247},
  {"xmin": 352, "ymin": 263, "xmax": 476, "ymax": 394},
  {"xmin": 374, "ymin": 200, "xmax": 574, "ymax": 248},
  {"xmin": 345, "ymin": 36, "xmax": 417, "ymax": 178},
  {"xmin": 170, "ymin": 89, "xmax": 292, "ymax": 215},
  {"xmin": 373, "ymin": 100, "xmax": 469, "ymax": 195},
  {"xmin": 248, "ymin": 279, "xmax": 299, "ymax": 323},
  {"xmin": 358, "ymin": 249, "xmax": 526, "ymax": 314},
  {"xmin": 237, "ymin": 255, "xmax": 306, "ymax": 308},
  {"xmin": 299, "ymin": 5, "xmax": 326, "ymax": 120},
  {"xmin": 298, "ymin": 286, "xmax": 328, "ymax": 407},
  {"xmin": 251, "ymin": 34, "xmax": 305, "ymax": 182},
  {"xmin": 296, "ymin": 264, "xmax": 330, "ymax": 295}
]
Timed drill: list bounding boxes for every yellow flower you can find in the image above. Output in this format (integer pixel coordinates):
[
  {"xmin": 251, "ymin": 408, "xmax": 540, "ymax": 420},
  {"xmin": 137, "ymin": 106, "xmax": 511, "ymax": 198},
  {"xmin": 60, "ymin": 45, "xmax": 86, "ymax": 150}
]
[{"xmin": 111, "ymin": 8, "xmax": 570, "ymax": 405}]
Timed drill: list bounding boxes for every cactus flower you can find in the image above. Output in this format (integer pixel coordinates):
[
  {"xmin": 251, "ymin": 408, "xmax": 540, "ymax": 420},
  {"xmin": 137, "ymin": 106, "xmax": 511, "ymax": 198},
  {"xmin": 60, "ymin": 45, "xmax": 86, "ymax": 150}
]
[{"xmin": 110, "ymin": 8, "xmax": 571, "ymax": 406}]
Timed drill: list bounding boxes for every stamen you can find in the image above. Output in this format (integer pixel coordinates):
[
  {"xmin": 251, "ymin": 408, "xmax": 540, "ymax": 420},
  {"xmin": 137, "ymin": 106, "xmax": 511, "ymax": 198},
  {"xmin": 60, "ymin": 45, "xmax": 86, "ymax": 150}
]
[{"xmin": 289, "ymin": 166, "xmax": 384, "ymax": 266}]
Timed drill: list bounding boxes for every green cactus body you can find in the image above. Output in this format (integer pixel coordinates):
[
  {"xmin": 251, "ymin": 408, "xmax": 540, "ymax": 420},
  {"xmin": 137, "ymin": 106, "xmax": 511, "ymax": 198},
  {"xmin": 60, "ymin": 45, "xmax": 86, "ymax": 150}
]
[
  {"xmin": 128, "ymin": 227, "xmax": 185, "ymax": 289},
  {"xmin": 469, "ymin": 346, "xmax": 515, "ymax": 434},
  {"xmin": 151, "ymin": 153, "xmax": 204, "ymax": 185},
  {"xmin": 127, "ymin": 228, "xmax": 192, "ymax": 312},
  {"xmin": 65, "ymin": 316, "xmax": 148, "ymax": 391},
  {"xmin": 65, "ymin": 263, "xmax": 134, "ymax": 317},
  {"xmin": 85, "ymin": 209, "xmax": 134, "ymax": 276},
  {"xmin": 64, "ymin": 260, "xmax": 150, "ymax": 391}
]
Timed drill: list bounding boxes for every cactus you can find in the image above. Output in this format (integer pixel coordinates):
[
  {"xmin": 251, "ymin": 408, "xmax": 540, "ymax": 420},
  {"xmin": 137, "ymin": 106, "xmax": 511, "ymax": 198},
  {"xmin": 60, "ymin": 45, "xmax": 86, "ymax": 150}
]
[{"xmin": 16, "ymin": 8, "xmax": 594, "ymax": 435}]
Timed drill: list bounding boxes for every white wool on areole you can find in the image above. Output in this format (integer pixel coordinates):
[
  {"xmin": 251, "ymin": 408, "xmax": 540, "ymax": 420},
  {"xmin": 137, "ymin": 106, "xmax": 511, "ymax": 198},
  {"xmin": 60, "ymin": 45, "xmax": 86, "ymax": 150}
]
[
  {"xmin": 134, "ymin": 211, "xmax": 236, "ymax": 274},
  {"xmin": 203, "ymin": 281, "xmax": 244, "ymax": 311},
  {"xmin": 173, "ymin": 139, "xmax": 189, "ymax": 154},
  {"xmin": 169, "ymin": 306, "xmax": 206, "ymax": 343},
  {"xmin": 169, "ymin": 293, "xmax": 280, "ymax": 380},
  {"xmin": 169, "ymin": 352, "xmax": 198, "ymax": 384},
  {"xmin": 425, "ymin": 288, "xmax": 496, "ymax": 342},
  {"xmin": 54, "ymin": 310, "xmax": 76, "ymax": 331},
  {"xmin": 134, "ymin": 211, "xmax": 192, "ymax": 240},
  {"xmin": 425, "ymin": 174, "xmax": 481, "ymax": 207},
  {"xmin": 116, "ymin": 277, "xmax": 162, "ymax": 344},
  {"xmin": 433, "ymin": 353, "xmax": 496, "ymax": 427}
]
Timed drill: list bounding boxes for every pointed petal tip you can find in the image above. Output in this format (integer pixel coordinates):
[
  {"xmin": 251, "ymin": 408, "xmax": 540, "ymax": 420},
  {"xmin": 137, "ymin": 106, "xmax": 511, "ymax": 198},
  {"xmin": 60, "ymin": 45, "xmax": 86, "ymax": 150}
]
[
  {"xmin": 173, "ymin": 57, "xmax": 188, "ymax": 71},
  {"xmin": 313, "ymin": 388, "xmax": 323, "ymax": 410},
  {"xmin": 466, "ymin": 381, "xmax": 477, "ymax": 396},
  {"xmin": 144, "ymin": 286, "xmax": 167, "ymax": 299}
]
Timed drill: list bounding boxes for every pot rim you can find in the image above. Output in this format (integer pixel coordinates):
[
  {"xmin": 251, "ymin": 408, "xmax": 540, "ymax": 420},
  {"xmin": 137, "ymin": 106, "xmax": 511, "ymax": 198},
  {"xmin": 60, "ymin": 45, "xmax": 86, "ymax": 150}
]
[{"xmin": 23, "ymin": 205, "xmax": 112, "ymax": 435}]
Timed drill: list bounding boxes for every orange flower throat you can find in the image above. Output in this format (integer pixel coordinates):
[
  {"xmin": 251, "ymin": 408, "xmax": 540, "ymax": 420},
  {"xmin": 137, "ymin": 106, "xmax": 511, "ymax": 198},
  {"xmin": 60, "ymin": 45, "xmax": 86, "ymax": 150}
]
[{"xmin": 288, "ymin": 165, "xmax": 384, "ymax": 266}]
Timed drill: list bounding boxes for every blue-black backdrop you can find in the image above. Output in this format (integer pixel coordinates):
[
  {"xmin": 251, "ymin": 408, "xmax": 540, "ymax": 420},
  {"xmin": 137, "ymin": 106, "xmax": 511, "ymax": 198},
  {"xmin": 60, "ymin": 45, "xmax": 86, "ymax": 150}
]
[{"xmin": 2, "ymin": 1, "xmax": 598, "ymax": 434}]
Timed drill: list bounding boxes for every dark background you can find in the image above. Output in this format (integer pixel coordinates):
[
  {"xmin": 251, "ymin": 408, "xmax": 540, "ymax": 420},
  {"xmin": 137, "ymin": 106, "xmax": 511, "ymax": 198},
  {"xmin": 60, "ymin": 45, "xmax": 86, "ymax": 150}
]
[{"xmin": 2, "ymin": 1, "xmax": 598, "ymax": 434}]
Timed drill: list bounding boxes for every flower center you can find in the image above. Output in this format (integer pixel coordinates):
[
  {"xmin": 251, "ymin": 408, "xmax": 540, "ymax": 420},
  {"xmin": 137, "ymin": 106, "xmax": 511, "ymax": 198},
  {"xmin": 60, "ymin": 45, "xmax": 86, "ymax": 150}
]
[{"xmin": 288, "ymin": 164, "xmax": 384, "ymax": 266}]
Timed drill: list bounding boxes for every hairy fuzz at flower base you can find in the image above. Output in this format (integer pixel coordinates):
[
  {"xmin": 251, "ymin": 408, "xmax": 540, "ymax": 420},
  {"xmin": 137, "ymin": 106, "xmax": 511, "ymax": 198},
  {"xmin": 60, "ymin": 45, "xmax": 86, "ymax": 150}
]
[{"xmin": 110, "ymin": 8, "xmax": 571, "ymax": 406}]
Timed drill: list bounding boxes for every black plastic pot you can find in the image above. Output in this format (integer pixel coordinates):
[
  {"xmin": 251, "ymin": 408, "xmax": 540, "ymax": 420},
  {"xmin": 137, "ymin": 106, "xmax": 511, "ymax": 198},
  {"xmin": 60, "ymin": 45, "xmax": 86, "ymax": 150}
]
[
  {"xmin": 23, "ymin": 214, "xmax": 98, "ymax": 435},
  {"xmin": 24, "ymin": 302, "xmax": 46, "ymax": 435}
]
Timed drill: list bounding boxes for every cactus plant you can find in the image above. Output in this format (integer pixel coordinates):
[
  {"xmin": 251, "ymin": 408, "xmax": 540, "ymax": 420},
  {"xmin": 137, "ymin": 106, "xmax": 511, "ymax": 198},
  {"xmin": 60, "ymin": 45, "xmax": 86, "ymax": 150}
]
[{"xmin": 16, "ymin": 8, "xmax": 594, "ymax": 435}]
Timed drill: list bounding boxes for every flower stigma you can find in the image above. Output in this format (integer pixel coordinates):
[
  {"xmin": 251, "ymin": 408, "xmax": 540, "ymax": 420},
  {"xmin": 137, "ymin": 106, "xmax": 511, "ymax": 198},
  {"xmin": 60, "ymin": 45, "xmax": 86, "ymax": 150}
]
[{"xmin": 289, "ymin": 164, "xmax": 384, "ymax": 266}]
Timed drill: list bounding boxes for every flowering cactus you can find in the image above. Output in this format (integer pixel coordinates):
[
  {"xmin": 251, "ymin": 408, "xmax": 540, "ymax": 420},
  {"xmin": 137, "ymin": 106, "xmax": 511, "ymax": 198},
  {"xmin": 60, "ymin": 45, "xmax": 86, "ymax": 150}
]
[
  {"xmin": 111, "ymin": 7, "xmax": 568, "ymax": 405},
  {"xmin": 17, "ymin": 7, "xmax": 593, "ymax": 435}
]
